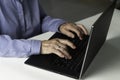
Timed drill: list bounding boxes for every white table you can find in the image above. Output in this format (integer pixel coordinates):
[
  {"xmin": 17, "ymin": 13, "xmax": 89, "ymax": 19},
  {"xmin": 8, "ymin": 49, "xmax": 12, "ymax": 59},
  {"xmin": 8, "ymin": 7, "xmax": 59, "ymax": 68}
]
[{"xmin": 0, "ymin": 9, "xmax": 120, "ymax": 80}]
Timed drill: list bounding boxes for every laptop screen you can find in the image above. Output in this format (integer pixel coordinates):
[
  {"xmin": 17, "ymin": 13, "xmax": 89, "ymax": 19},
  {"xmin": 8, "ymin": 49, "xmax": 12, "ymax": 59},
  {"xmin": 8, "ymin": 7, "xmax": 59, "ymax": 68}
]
[{"xmin": 80, "ymin": 0, "xmax": 116, "ymax": 78}]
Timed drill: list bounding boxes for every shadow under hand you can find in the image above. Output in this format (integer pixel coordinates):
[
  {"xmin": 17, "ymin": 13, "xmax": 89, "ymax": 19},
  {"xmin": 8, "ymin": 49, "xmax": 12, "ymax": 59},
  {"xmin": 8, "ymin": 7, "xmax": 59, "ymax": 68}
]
[{"xmin": 83, "ymin": 36, "xmax": 120, "ymax": 78}]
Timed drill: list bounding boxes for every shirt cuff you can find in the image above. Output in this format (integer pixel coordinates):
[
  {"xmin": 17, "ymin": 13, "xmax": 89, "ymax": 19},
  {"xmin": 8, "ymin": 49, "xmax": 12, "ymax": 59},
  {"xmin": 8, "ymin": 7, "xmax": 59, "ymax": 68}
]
[
  {"xmin": 29, "ymin": 40, "xmax": 41, "ymax": 56},
  {"xmin": 42, "ymin": 16, "xmax": 66, "ymax": 32},
  {"xmin": 49, "ymin": 19, "xmax": 66, "ymax": 32}
]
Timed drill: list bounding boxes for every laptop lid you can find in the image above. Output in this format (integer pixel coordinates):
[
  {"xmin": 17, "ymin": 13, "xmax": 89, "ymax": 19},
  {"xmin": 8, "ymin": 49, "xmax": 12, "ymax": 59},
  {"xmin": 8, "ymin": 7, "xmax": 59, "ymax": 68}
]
[{"xmin": 79, "ymin": 0, "xmax": 116, "ymax": 78}]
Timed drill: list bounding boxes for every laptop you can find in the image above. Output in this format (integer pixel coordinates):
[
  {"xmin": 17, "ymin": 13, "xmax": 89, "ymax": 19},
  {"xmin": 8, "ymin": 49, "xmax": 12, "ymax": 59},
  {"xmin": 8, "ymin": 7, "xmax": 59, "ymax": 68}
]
[{"xmin": 25, "ymin": 0, "xmax": 116, "ymax": 79}]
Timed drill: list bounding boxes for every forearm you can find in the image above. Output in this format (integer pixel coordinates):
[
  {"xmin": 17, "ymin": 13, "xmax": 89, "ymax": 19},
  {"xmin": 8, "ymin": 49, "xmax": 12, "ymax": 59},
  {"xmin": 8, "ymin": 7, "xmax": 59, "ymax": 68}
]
[
  {"xmin": 41, "ymin": 16, "xmax": 66, "ymax": 33},
  {"xmin": 0, "ymin": 35, "xmax": 41, "ymax": 57}
]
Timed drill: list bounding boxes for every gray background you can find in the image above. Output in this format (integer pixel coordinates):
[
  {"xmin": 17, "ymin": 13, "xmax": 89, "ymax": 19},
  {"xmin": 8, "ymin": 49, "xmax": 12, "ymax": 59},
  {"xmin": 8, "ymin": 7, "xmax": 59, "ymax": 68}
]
[{"xmin": 39, "ymin": 0, "xmax": 113, "ymax": 22}]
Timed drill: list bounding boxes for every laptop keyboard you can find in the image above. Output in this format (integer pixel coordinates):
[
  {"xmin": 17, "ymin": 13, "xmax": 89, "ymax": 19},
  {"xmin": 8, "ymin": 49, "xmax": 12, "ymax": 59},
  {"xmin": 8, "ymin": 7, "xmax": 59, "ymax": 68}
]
[{"xmin": 51, "ymin": 32, "xmax": 89, "ymax": 72}]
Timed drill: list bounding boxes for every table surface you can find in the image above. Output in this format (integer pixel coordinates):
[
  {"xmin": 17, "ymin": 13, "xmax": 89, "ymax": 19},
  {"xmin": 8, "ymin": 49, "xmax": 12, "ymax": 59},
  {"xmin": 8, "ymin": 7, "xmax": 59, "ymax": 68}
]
[{"xmin": 0, "ymin": 9, "xmax": 120, "ymax": 80}]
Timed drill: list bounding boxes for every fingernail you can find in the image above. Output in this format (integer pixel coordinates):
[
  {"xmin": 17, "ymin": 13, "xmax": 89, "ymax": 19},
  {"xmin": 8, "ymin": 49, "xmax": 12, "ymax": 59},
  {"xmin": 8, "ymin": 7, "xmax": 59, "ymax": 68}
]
[
  {"xmin": 61, "ymin": 55, "xmax": 65, "ymax": 58},
  {"xmin": 80, "ymin": 37, "xmax": 83, "ymax": 40},
  {"xmin": 65, "ymin": 56, "xmax": 68, "ymax": 59},
  {"xmin": 72, "ymin": 35, "xmax": 75, "ymax": 38},
  {"xmin": 85, "ymin": 33, "xmax": 87, "ymax": 35},
  {"xmin": 73, "ymin": 46, "xmax": 76, "ymax": 49},
  {"xmin": 69, "ymin": 56, "xmax": 72, "ymax": 59}
]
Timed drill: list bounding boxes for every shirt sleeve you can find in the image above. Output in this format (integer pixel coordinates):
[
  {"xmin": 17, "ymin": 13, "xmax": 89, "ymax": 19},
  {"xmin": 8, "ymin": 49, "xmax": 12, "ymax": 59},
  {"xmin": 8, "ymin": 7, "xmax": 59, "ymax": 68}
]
[
  {"xmin": 42, "ymin": 16, "xmax": 66, "ymax": 32},
  {"xmin": 0, "ymin": 35, "xmax": 41, "ymax": 57}
]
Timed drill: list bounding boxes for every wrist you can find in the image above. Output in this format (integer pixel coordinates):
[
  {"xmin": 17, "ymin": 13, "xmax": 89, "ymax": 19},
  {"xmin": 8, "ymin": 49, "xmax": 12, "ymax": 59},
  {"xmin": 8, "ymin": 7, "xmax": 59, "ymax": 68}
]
[{"xmin": 58, "ymin": 22, "xmax": 68, "ymax": 32}]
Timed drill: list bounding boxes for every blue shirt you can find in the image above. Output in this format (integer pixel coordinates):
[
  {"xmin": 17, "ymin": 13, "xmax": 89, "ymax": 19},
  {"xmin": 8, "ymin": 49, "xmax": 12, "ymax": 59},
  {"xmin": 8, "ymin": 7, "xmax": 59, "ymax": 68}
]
[{"xmin": 0, "ymin": 0, "xmax": 65, "ymax": 57}]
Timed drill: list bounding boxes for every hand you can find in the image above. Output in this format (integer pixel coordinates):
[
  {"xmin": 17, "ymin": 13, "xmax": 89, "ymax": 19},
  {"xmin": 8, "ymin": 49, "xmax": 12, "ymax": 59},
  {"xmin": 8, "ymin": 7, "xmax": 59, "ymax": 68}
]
[
  {"xmin": 59, "ymin": 22, "xmax": 88, "ymax": 40},
  {"xmin": 41, "ymin": 38, "xmax": 76, "ymax": 59}
]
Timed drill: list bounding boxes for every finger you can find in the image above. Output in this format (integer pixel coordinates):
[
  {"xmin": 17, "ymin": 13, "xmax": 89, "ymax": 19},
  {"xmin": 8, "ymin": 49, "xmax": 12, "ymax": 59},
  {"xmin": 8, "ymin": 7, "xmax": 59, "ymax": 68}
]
[
  {"xmin": 52, "ymin": 39, "xmax": 69, "ymax": 49},
  {"xmin": 62, "ymin": 29, "xmax": 75, "ymax": 38},
  {"xmin": 77, "ymin": 24, "xmax": 88, "ymax": 35},
  {"xmin": 54, "ymin": 40, "xmax": 72, "ymax": 59},
  {"xmin": 68, "ymin": 26, "xmax": 83, "ymax": 40},
  {"xmin": 52, "ymin": 48, "xmax": 65, "ymax": 58},
  {"xmin": 58, "ymin": 39, "xmax": 76, "ymax": 49},
  {"xmin": 59, "ymin": 48, "xmax": 72, "ymax": 59},
  {"xmin": 57, "ymin": 42, "xmax": 67, "ymax": 49}
]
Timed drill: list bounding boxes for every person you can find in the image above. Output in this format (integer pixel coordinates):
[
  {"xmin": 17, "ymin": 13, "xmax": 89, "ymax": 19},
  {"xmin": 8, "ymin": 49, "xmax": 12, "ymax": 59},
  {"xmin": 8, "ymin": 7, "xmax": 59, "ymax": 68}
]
[{"xmin": 0, "ymin": 0, "xmax": 88, "ymax": 59}]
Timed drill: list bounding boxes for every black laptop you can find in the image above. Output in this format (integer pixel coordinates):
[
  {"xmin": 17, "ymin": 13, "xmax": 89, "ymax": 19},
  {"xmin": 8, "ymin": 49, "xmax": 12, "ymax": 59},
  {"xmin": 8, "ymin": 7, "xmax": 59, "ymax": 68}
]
[{"xmin": 25, "ymin": 1, "xmax": 116, "ymax": 79}]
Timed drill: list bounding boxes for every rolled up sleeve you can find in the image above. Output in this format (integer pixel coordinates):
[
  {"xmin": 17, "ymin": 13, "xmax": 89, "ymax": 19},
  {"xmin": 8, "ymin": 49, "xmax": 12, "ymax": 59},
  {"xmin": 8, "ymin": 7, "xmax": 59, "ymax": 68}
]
[
  {"xmin": 30, "ymin": 40, "xmax": 41, "ymax": 56},
  {"xmin": 0, "ymin": 35, "xmax": 41, "ymax": 57},
  {"xmin": 41, "ymin": 16, "xmax": 66, "ymax": 33}
]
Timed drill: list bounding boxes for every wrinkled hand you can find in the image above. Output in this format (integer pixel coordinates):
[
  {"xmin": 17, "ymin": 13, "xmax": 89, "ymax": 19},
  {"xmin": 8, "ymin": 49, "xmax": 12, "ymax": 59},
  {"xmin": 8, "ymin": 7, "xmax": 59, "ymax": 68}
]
[
  {"xmin": 59, "ymin": 22, "xmax": 88, "ymax": 40},
  {"xmin": 41, "ymin": 38, "xmax": 76, "ymax": 59},
  {"xmin": 41, "ymin": 22, "xmax": 88, "ymax": 59}
]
